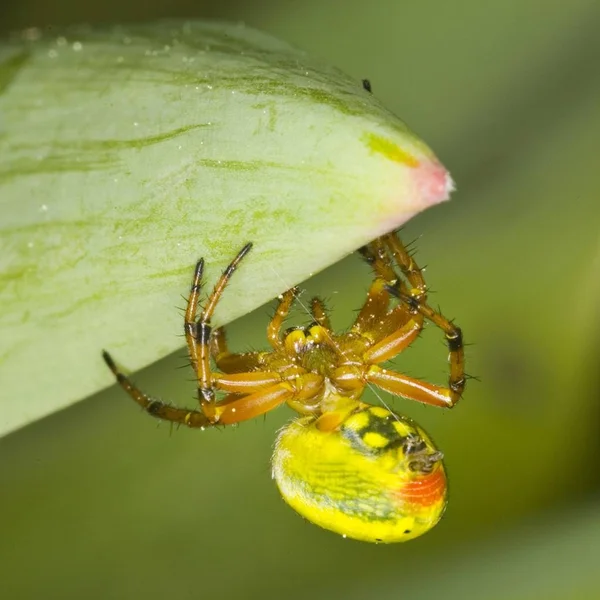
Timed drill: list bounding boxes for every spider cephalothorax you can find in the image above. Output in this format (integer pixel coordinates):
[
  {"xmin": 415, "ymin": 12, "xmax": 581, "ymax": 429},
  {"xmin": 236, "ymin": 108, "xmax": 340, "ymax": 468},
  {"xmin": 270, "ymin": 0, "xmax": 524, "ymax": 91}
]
[{"xmin": 103, "ymin": 232, "xmax": 465, "ymax": 543}]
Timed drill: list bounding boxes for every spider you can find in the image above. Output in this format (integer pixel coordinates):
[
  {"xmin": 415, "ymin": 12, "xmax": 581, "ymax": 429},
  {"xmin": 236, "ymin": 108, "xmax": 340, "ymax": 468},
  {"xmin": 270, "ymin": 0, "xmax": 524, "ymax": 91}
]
[{"xmin": 103, "ymin": 231, "xmax": 465, "ymax": 543}]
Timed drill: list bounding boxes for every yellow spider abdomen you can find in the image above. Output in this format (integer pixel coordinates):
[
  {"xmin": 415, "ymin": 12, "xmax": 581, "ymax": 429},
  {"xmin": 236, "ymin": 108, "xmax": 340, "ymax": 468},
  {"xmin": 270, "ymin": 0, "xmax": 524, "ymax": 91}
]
[{"xmin": 272, "ymin": 404, "xmax": 447, "ymax": 543}]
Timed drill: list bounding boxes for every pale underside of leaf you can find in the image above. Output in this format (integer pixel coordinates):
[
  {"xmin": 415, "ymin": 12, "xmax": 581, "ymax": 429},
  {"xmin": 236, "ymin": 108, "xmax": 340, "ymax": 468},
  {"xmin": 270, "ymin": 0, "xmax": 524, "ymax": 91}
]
[{"xmin": 0, "ymin": 20, "xmax": 453, "ymax": 436}]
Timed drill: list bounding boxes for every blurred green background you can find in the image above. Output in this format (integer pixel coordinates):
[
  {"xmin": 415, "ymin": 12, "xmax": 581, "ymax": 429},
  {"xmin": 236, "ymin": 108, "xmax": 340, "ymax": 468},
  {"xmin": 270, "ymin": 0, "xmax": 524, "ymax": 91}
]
[{"xmin": 1, "ymin": 1, "xmax": 600, "ymax": 598}]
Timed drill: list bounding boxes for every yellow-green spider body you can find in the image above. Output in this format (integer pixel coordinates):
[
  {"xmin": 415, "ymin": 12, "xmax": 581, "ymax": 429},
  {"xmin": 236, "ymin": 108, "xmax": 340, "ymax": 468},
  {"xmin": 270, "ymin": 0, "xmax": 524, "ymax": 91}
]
[{"xmin": 272, "ymin": 401, "xmax": 447, "ymax": 543}]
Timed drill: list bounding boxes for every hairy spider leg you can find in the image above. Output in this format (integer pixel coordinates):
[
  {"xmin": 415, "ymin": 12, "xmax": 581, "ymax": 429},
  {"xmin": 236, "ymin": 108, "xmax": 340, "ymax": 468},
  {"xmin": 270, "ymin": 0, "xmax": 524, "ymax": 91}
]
[
  {"xmin": 358, "ymin": 236, "xmax": 402, "ymax": 286},
  {"xmin": 381, "ymin": 230, "xmax": 464, "ymax": 403},
  {"xmin": 354, "ymin": 236, "xmax": 421, "ymax": 336},
  {"xmin": 366, "ymin": 364, "xmax": 459, "ymax": 408},
  {"xmin": 352, "ymin": 237, "xmax": 425, "ymax": 355},
  {"xmin": 310, "ymin": 297, "xmax": 332, "ymax": 330},
  {"xmin": 183, "ymin": 257, "xmax": 204, "ymax": 374},
  {"xmin": 210, "ymin": 327, "xmax": 264, "ymax": 373},
  {"xmin": 361, "ymin": 313, "xmax": 424, "ymax": 364},
  {"xmin": 210, "ymin": 286, "xmax": 302, "ymax": 373},
  {"xmin": 336, "ymin": 233, "xmax": 465, "ymax": 408},
  {"xmin": 379, "ymin": 236, "xmax": 462, "ymax": 365},
  {"xmin": 381, "ymin": 234, "xmax": 464, "ymax": 399},
  {"xmin": 358, "ymin": 235, "xmax": 426, "ymax": 304},
  {"xmin": 104, "ymin": 244, "xmax": 326, "ymax": 427},
  {"xmin": 188, "ymin": 243, "xmax": 253, "ymax": 403},
  {"xmin": 267, "ymin": 287, "xmax": 299, "ymax": 351},
  {"xmin": 179, "ymin": 244, "xmax": 325, "ymax": 423},
  {"xmin": 386, "ymin": 287, "xmax": 465, "ymax": 405},
  {"xmin": 381, "ymin": 232, "xmax": 427, "ymax": 300},
  {"xmin": 103, "ymin": 350, "xmax": 208, "ymax": 427},
  {"xmin": 102, "ymin": 349, "xmax": 300, "ymax": 427},
  {"xmin": 352, "ymin": 277, "xmax": 393, "ymax": 336},
  {"xmin": 351, "ymin": 276, "xmax": 419, "ymax": 335}
]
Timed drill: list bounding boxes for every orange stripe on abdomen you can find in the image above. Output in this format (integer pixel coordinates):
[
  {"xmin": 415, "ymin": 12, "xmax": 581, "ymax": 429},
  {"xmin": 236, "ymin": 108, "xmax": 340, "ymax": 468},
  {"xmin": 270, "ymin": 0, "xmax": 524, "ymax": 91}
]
[{"xmin": 394, "ymin": 468, "xmax": 447, "ymax": 507}]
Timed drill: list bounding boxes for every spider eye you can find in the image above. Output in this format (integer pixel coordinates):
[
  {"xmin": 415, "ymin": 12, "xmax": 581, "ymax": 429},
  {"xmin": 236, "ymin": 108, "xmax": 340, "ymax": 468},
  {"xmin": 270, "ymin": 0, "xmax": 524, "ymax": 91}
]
[
  {"xmin": 402, "ymin": 434, "xmax": 427, "ymax": 455},
  {"xmin": 408, "ymin": 450, "xmax": 444, "ymax": 474}
]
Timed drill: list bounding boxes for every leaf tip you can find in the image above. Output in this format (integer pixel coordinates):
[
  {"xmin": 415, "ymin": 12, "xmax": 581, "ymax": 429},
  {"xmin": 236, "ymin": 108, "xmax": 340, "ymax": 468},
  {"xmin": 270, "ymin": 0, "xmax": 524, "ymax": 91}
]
[{"xmin": 412, "ymin": 159, "xmax": 455, "ymax": 207}]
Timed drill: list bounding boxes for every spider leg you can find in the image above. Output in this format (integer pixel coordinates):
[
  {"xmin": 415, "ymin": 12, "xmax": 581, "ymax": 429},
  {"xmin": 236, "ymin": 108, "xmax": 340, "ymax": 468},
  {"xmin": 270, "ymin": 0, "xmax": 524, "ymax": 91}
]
[
  {"xmin": 210, "ymin": 301, "xmax": 303, "ymax": 375},
  {"xmin": 381, "ymin": 232, "xmax": 427, "ymax": 300},
  {"xmin": 267, "ymin": 287, "xmax": 298, "ymax": 351},
  {"xmin": 104, "ymin": 350, "xmax": 323, "ymax": 426},
  {"xmin": 210, "ymin": 327, "xmax": 265, "ymax": 373},
  {"xmin": 353, "ymin": 237, "xmax": 417, "ymax": 339},
  {"xmin": 387, "ymin": 289, "xmax": 465, "ymax": 404},
  {"xmin": 351, "ymin": 279, "xmax": 392, "ymax": 336},
  {"xmin": 207, "ymin": 373, "xmax": 324, "ymax": 424},
  {"xmin": 358, "ymin": 237, "xmax": 398, "ymax": 282},
  {"xmin": 362, "ymin": 312, "xmax": 424, "ymax": 364},
  {"xmin": 184, "ymin": 257, "xmax": 204, "ymax": 373},
  {"xmin": 359, "ymin": 232, "xmax": 428, "ymax": 304},
  {"xmin": 345, "ymin": 231, "xmax": 465, "ymax": 405},
  {"xmin": 353, "ymin": 237, "xmax": 426, "ymax": 360},
  {"xmin": 310, "ymin": 297, "xmax": 332, "ymax": 329},
  {"xmin": 332, "ymin": 362, "xmax": 455, "ymax": 409},
  {"xmin": 376, "ymin": 231, "xmax": 465, "ymax": 403},
  {"xmin": 203, "ymin": 386, "xmax": 295, "ymax": 425},
  {"xmin": 353, "ymin": 233, "xmax": 422, "ymax": 336},
  {"xmin": 103, "ymin": 350, "xmax": 210, "ymax": 427},
  {"xmin": 366, "ymin": 365, "xmax": 457, "ymax": 408},
  {"xmin": 195, "ymin": 243, "xmax": 253, "ymax": 404}
]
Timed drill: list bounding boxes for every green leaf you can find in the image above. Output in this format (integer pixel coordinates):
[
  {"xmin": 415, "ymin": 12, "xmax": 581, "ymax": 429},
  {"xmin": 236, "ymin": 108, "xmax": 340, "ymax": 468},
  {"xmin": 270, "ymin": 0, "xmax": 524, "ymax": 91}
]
[{"xmin": 0, "ymin": 20, "xmax": 453, "ymax": 436}]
